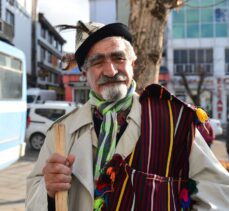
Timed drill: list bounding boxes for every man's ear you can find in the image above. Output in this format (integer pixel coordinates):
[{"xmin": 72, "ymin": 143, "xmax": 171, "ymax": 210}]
[
  {"xmin": 131, "ymin": 60, "xmax": 135, "ymax": 67},
  {"xmin": 82, "ymin": 70, "xmax": 87, "ymax": 76}
]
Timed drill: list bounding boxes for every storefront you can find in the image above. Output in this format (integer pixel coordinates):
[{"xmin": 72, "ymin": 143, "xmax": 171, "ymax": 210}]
[
  {"xmin": 62, "ymin": 67, "xmax": 90, "ymax": 104},
  {"xmin": 173, "ymin": 76, "xmax": 229, "ymax": 125}
]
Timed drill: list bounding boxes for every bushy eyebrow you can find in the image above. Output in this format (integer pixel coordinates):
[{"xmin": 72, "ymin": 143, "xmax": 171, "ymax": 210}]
[
  {"xmin": 110, "ymin": 51, "xmax": 126, "ymax": 58},
  {"xmin": 83, "ymin": 51, "xmax": 127, "ymax": 69},
  {"xmin": 86, "ymin": 53, "xmax": 105, "ymax": 64},
  {"xmin": 86, "ymin": 51, "xmax": 126, "ymax": 62}
]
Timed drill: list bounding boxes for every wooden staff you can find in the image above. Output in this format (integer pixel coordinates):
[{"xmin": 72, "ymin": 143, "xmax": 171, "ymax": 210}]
[{"xmin": 54, "ymin": 123, "xmax": 68, "ymax": 211}]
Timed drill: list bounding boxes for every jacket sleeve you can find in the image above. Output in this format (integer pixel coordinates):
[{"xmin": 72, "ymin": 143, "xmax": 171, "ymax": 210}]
[
  {"xmin": 25, "ymin": 129, "xmax": 55, "ymax": 211},
  {"xmin": 189, "ymin": 129, "xmax": 229, "ymax": 210}
]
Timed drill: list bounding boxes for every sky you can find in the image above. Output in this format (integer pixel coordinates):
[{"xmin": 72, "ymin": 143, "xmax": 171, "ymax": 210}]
[{"xmin": 38, "ymin": 0, "xmax": 90, "ymax": 53}]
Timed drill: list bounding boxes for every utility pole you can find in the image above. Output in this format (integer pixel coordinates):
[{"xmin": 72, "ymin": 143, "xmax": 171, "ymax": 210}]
[{"xmin": 31, "ymin": 0, "xmax": 38, "ymax": 87}]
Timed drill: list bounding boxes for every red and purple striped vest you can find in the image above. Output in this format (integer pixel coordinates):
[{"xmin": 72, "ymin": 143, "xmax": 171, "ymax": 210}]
[{"xmin": 97, "ymin": 84, "xmax": 197, "ymax": 211}]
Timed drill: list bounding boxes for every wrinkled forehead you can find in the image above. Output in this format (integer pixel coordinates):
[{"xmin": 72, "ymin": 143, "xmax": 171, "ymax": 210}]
[{"xmin": 86, "ymin": 37, "xmax": 126, "ymax": 58}]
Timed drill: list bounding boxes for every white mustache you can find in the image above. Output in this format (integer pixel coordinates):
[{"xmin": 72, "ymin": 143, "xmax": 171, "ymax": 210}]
[{"xmin": 97, "ymin": 73, "xmax": 127, "ymax": 85}]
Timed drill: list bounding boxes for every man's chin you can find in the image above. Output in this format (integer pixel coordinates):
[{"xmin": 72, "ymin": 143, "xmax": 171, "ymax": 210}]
[{"xmin": 101, "ymin": 83, "xmax": 128, "ymax": 102}]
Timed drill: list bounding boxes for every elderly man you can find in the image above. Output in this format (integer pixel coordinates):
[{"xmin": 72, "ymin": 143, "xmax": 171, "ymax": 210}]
[{"xmin": 26, "ymin": 21, "xmax": 229, "ymax": 211}]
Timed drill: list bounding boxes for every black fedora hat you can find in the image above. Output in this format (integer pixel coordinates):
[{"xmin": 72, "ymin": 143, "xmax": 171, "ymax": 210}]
[{"xmin": 74, "ymin": 21, "xmax": 132, "ymax": 71}]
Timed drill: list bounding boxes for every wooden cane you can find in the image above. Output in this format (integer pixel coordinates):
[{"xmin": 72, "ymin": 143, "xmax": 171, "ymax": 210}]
[{"xmin": 54, "ymin": 123, "xmax": 68, "ymax": 211}]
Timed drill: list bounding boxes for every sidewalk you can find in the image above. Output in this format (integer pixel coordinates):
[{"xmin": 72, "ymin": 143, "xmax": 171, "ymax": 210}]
[
  {"xmin": 0, "ymin": 161, "xmax": 34, "ymax": 211},
  {"xmin": 211, "ymin": 140, "xmax": 229, "ymax": 162},
  {"xmin": 0, "ymin": 140, "xmax": 228, "ymax": 211}
]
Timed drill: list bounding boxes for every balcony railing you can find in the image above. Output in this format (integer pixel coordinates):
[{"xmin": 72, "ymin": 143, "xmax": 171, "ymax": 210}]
[{"xmin": 174, "ymin": 63, "xmax": 213, "ymax": 76}]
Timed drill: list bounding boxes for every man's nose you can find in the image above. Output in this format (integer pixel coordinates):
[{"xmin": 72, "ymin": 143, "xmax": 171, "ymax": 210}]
[{"xmin": 103, "ymin": 60, "xmax": 118, "ymax": 77}]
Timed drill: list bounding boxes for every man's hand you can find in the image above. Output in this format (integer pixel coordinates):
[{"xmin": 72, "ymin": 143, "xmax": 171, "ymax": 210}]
[{"xmin": 43, "ymin": 153, "xmax": 75, "ymax": 198}]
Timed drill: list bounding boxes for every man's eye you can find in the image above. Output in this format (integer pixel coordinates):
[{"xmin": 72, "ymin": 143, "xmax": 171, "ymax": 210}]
[
  {"xmin": 91, "ymin": 59, "xmax": 104, "ymax": 66},
  {"xmin": 113, "ymin": 56, "xmax": 126, "ymax": 62}
]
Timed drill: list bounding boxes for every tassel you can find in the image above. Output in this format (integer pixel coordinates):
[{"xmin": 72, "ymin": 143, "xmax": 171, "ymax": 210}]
[
  {"xmin": 106, "ymin": 167, "xmax": 116, "ymax": 183},
  {"xmin": 187, "ymin": 179, "xmax": 198, "ymax": 195},
  {"xmin": 203, "ymin": 123, "xmax": 210, "ymax": 134},
  {"xmin": 179, "ymin": 179, "xmax": 198, "ymax": 209},
  {"xmin": 195, "ymin": 108, "xmax": 208, "ymax": 123},
  {"xmin": 93, "ymin": 154, "xmax": 124, "ymax": 210},
  {"xmin": 94, "ymin": 197, "xmax": 105, "ymax": 211}
]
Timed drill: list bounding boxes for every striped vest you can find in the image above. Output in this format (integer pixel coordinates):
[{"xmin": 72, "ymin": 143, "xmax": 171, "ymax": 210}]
[{"xmin": 97, "ymin": 84, "xmax": 197, "ymax": 211}]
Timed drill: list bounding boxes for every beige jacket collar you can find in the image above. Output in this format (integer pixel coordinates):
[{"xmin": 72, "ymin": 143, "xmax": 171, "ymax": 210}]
[
  {"xmin": 69, "ymin": 94, "xmax": 141, "ymax": 201},
  {"xmin": 68, "ymin": 101, "xmax": 93, "ymax": 134}
]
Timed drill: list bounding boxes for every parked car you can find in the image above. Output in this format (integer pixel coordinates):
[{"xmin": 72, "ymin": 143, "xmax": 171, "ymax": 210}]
[
  {"xmin": 209, "ymin": 118, "xmax": 223, "ymax": 136},
  {"xmin": 27, "ymin": 88, "xmax": 56, "ymax": 104},
  {"xmin": 26, "ymin": 102, "xmax": 77, "ymax": 150}
]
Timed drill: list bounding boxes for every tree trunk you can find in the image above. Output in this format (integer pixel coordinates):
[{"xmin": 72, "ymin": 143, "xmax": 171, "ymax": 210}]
[
  {"xmin": 179, "ymin": 67, "xmax": 207, "ymax": 106},
  {"xmin": 128, "ymin": 0, "xmax": 178, "ymax": 93}
]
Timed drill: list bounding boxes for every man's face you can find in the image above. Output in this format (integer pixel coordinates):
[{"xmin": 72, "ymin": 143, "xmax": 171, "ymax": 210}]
[{"xmin": 83, "ymin": 37, "xmax": 135, "ymax": 101}]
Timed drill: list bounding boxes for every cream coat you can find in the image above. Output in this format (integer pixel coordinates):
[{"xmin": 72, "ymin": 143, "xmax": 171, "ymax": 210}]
[{"xmin": 26, "ymin": 95, "xmax": 229, "ymax": 211}]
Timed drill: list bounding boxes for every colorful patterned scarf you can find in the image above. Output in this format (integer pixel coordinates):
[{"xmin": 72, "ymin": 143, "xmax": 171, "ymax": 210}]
[{"xmin": 89, "ymin": 80, "xmax": 136, "ymax": 179}]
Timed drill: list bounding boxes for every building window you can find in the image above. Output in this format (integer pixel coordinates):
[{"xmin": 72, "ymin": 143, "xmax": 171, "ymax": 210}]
[
  {"xmin": 51, "ymin": 55, "xmax": 58, "ymax": 67},
  {"xmin": 187, "ymin": 9, "xmax": 199, "ymax": 23},
  {"xmin": 174, "ymin": 49, "xmax": 213, "ymax": 75},
  {"xmin": 5, "ymin": 9, "xmax": 14, "ymax": 29},
  {"xmin": 7, "ymin": 0, "xmax": 14, "ymax": 6},
  {"xmin": 41, "ymin": 26, "xmax": 46, "ymax": 39},
  {"xmin": 200, "ymin": 24, "xmax": 213, "ymax": 37},
  {"xmin": 40, "ymin": 47, "xmax": 46, "ymax": 61},
  {"xmin": 53, "ymin": 39, "xmax": 57, "ymax": 48},
  {"xmin": 172, "ymin": 24, "xmax": 185, "ymax": 38},
  {"xmin": 47, "ymin": 51, "xmax": 52, "ymax": 64},
  {"xmin": 187, "ymin": 24, "xmax": 199, "ymax": 38},
  {"xmin": 56, "ymin": 41, "xmax": 59, "ymax": 49},
  {"xmin": 49, "ymin": 33, "xmax": 52, "ymax": 44},
  {"xmin": 53, "ymin": 73, "xmax": 57, "ymax": 84},
  {"xmin": 172, "ymin": 0, "xmax": 229, "ymax": 38},
  {"xmin": 47, "ymin": 32, "xmax": 52, "ymax": 44},
  {"xmin": 215, "ymin": 23, "xmax": 227, "ymax": 37},
  {"xmin": 48, "ymin": 72, "xmax": 52, "ymax": 82},
  {"xmin": 225, "ymin": 49, "xmax": 229, "ymax": 75},
  {"xmin": 201, "ymin": 8, "xmax": 213, "ymax": 22}
]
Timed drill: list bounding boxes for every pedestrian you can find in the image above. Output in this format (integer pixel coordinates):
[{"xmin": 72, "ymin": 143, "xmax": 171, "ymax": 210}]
[
  {"xmin": 26, "ymin": 21, "xmax": 229, "ymax": 211},
  {"xmin": 197, "ymin": 120, "xmax": 215, "ymax": 147}
]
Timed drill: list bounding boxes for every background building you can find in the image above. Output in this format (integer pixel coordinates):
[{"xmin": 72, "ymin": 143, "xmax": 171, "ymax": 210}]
[
  {"xmin": 0, "ymin": 1, "xmax": 66, "ymax": 98},
  {"xmin": 31, "ymin": 13, "xmax": 66, "ymax": 99},
  {"xmin": 0, "ymin": 0, "xmax": 32, "ymax": 76},
  {"xmin": 62, "ymin": 68, "xmax": 88, "ymax": 104},
  {"xmin": 61, "ymin": 54, "xmax": 88, "ymax": 104},
  {"xmin": 116, "ymin": 0, "xmax": 129, "ymax": 25},
  {"xmin": 167, "ymin": 0, "xmax": 229, "ymax": 125},
  {"xmin": 89, "ymin": 0, "xmax": 170, "ymax": 87},
  {"xmin": 89, "ymin": 0, "xmax": 229, "ymax": 127},
  {"xmin": 89, "ymin": 0, "xmax": 116, "ymax": 24}
]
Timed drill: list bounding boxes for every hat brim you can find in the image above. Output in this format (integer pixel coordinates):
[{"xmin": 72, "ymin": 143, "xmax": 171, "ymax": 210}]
[{"xmin": 75, "ymin": 23, "xmax": 132, "ymax": 71}]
